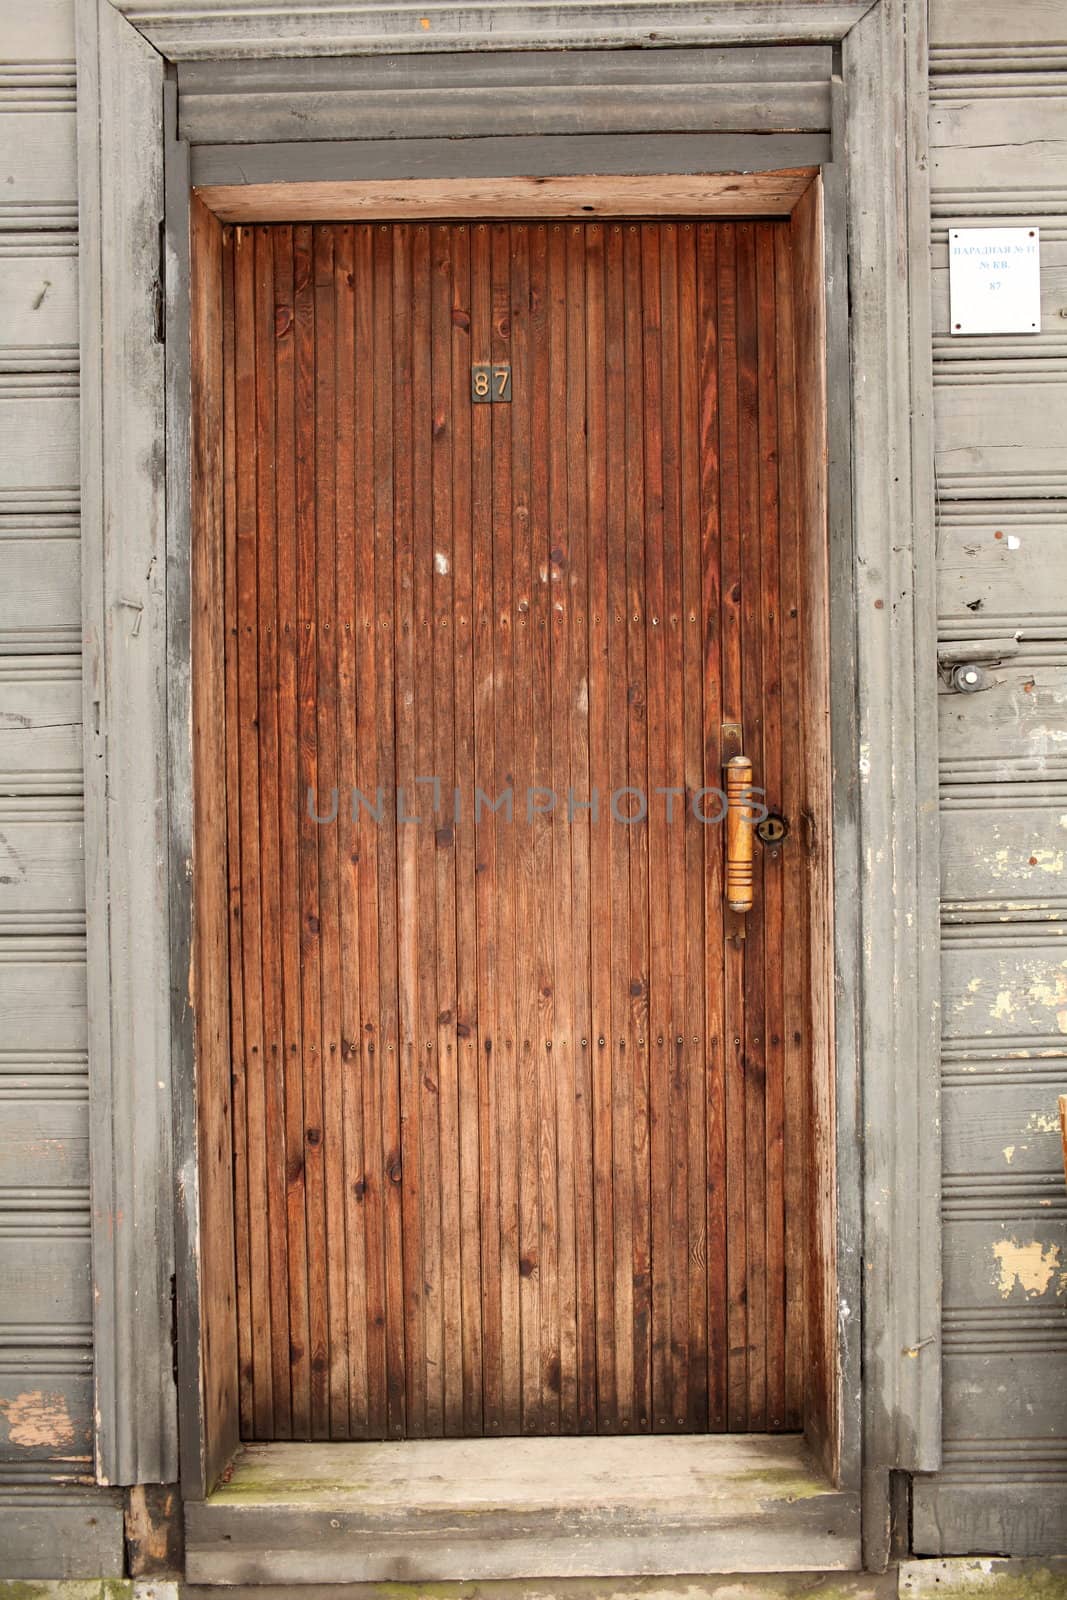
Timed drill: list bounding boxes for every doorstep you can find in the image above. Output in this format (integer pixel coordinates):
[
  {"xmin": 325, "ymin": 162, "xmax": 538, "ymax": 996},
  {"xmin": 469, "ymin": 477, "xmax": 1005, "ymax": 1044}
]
[{"xmin": 184, "ymin": 1433, "xmax": 861, "ymax": 1585}]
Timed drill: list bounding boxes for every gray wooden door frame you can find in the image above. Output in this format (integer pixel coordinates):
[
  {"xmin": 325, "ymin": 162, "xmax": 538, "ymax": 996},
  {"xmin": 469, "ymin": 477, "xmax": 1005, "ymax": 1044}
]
[{"xmin": 76, "ymin": 0, "xmax": 940, "ymax": 1571}]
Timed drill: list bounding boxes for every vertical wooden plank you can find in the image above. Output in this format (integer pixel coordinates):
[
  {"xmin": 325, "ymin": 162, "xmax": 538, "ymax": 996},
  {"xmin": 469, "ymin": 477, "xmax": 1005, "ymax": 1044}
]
[
  {"xmin": 565, "ymin": 221, "xmax": 597, "ymax": 1436},
  {"xmin": 233, "ymin": 224, "xmax": 273, "ymax": 1439},
  {"xmin": 491, "ymin": 219, "xmax": 521, "ymax": 1435},
  {"xmin": 429, "ymin": 221, "xmax": 464, "ymax": 1437},
  {"xmin": 471, "ymin": 219, "xmax": 502, "ymax": 1436},
  {"xmin": 353, "ymin": 221, "xmax": 390, "ymax": 1439},
  {"xmin": 510, "ymin": 221, "xmax": 542, "ymax": 1437},
  {"xmin": 413, "ymin": 222, "xmax": 445, "ymax": 1438},
  {"xmin": 391, "ymin": 221, "xmax": 426, "ymax": 1438},
  {"xmin": 737, "ymin": 221, "xmax": 768, "ymax": 1433},
  {"xmin": 253, "ymin": 224, "xmax": 292, "ymax": 1439},
  {"xmin": 583, "ymin": 220, "xmax": 617, "ymax": 1434},
  {"xmin": 311, "ymin": 224, "xmax": 349, "ymax": 1438},
  {"xmin": 678, "ymin": 220, "xmax": 711, "ymax": 1432},
  {"xmin": 272, "ymin": 224, "xmax": 312, "ymax": 1440},
  {"xmin": 640, "ymin": 221, "xmax": 671, "ymax": 1433},
  {"xmin": 294, "ymin": 222, "xmax": 328, "ymax": 1440},
  {"xmin": 546, "ymin": 221, "xmax": 573, "ymax": 1433},
  {"xmin": 774, "ymin": 219, "xmax": 807, "ymax": 1432},
  {"xmin": 604, "ymin": 221, "xmax": 634, "ymax": 1431},
  {"xmin": 371, "ymin": 221, "xmax": 406, "ymax": 1440},
  {"xmin": 190, "ymin": 194, "xmax": 239, "ymax": 1485},
  {"xmin": 333, "ymin": 223, "xmax": 370, "ymax": 1438},
  {"xmin": 623, "ymin": 222, "xmax": 652, "ymax": 1433},
  {"xmin": 222, "ymin": 227, "xmax": 254, "ymax": 1441},
  {"xmin": 659, "ymin": 221, "xmax": 692, "ymax": 1432},
  {"xmin": 715, "ymin": 222, "xmax": 748, "ymax": 1431},
  {"xmin": 756, "ymin": 222, "xmax": 786, "ymax": 1430},
  {"xmin": 449, "ymin": 222, "xmax": 484, "ymax": 1438}
]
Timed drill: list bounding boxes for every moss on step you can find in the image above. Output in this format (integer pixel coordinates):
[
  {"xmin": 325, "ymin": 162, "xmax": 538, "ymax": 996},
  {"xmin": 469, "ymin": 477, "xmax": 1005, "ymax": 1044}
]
[{"xmin": 0, "ymin": 1584, "xmax": 131, "ymax": 1600}]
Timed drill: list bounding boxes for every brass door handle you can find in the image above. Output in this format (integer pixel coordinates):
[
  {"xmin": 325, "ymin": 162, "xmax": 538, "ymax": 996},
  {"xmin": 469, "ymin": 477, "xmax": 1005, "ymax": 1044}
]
[{"xmin": 723, "ymin": 754, "xmax": 754, "ymax": 913}]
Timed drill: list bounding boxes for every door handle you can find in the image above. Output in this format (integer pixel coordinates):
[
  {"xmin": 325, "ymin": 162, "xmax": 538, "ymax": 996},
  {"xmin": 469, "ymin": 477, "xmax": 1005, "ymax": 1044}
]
[{"xmin": 723, "ymin": 753, "xmax": 755, "ymax": 913}]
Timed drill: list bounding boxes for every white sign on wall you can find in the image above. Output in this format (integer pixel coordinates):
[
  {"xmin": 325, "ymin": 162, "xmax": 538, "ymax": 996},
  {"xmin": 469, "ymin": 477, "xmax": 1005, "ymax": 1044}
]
[{"xmin": 949, "ymin": 227, "xmax": 1041, "ymax": 335}]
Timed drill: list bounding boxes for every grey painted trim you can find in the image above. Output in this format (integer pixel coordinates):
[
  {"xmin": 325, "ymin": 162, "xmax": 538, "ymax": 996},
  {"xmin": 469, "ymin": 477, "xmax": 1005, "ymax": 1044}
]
[
  {"xmin": 111, "ymin": 1, "xmax": 878, "ymax": 59},
  {"xmin": 821, "ymin": 117, "xmax": 863, "ymax": 1499},
  {"xmin": 841, "ymin": 0, "xmax": 942, "ymax": 1565},
  {"xmin": 164, "ymin": 76, "xmax": 210, "ymax": 1502},
  {"xmin": 77, "ymin": 0, "xmax": 178, "ymax": 1486},
  {"xmin": 176, "ymin": 45, "xmax": 832, "ymax": 145},
  {"xmin": 190, "ymin": 132, "xmax": 832, "ymax": 190}
]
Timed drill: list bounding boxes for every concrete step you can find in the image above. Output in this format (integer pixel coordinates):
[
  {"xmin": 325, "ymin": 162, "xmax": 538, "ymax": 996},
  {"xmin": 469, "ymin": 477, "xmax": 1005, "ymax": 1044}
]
[{"xmin": 185, "ymin": 1434, "xmax": 861, "ymax": 1584}]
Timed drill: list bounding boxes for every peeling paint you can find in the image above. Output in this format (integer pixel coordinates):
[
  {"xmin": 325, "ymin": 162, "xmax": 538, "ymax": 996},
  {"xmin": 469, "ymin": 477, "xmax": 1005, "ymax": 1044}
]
[
  {"xmin": 1026, "ymin": 1110, "xmax": 1059, "ymax": 1134},
  {"xmin": 990, "ymin": 988, "xmax": 1014, "ymax": 1021},
  {"xmin": 992, "ymin": 1238, "xmax": 1062, "ymax": 1300},
  {"xmin": 1002, "ymin": 1145, "xmax": 1015, "ymax": 1164},
  {"xmin": 0, "ymin": 1388, "xmax": 75, "ymax": 1448}
]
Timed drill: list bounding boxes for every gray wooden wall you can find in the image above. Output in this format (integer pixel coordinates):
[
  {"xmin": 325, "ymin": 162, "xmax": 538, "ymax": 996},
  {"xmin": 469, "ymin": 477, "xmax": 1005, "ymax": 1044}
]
[
  {"xmin": 913, "ymin": 0, "xmax": 1067, "ymax": 1559},
  {"xmin": 0, "ymin": 0, "xmax": 124, "ymax": 1576},
  {"xmin": 0, "ymin": 0, "xmax": 1064, "ymax": 1576}
]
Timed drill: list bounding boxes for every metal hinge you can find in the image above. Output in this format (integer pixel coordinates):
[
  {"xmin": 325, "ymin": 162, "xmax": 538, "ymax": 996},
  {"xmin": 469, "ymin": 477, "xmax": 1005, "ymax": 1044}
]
[{"xmin": 169, "ymin": 1272, "xmax": 179, "ymax": 1387}]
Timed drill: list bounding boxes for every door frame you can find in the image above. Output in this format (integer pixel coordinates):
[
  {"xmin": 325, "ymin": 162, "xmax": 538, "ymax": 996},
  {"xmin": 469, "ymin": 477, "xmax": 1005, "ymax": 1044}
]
[{"xmin": 77, "ymin": 0, "xmax": 940, "ymax": 1572}]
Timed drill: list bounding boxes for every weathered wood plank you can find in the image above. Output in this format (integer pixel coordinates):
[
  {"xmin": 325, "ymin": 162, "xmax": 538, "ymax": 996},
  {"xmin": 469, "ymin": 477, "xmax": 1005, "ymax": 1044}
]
[
  {"xmin": 0, "ymin": 398, "xmax": 79, "ymax": 510},
  {"xmin": 0, "ymin": 1234, "xmax": 91, "ymax": 1327},
  {"xmin": 195, "ymin": 168, "xmax": 820, "ymax": 223},
  {"xmin": 935, "ymin": 381, "xmax": 1067, "ymax": 496},
  {"xmin": 115, "ymin": 1, "xmax": 874, "ymax": 60},
  {"xmin": 931, "ymin": 97, "xmax": 1067, "ymax": 195},
  {"xmin": 942, "ymin": 1214, "xmax": 1067, "ymax": 1312},
  {"xmin": 0, "ymin": 112, "xmax": 77, "ymax": 228},
  {"xmin": 942, "ymin": 934, "xmax": 1067, "ymax": 1043},
  {"xmin": 937, "ymin": 509, "xmax": 1067, "ymax": 637},
  {"xmin": 840, "ymin": 0, "xmax": 943, "ymax": 1518},
  {"xmin": 0, "ymin": 252, "xmax": 79, "ymax": 370},
  {"xmin": 931, "ymin": 0, "xmax": 1067, "ymax": 50},
  {"xmin": 0, "ymin": 527, "xmax": 80, "ymax": 655},
  {"xmin": 0, "ymin": 659, "xmax": 81, "ymax": 796},
  {"xmin": 0, "ymin": 0, "xmax": 76, "ymax": 61},
  {"xmin": 0, "ymin": 803, "xmax": 83, "ymax": 931},
  {"xmin": 943, "ymin": 1081, "xmax": 1067, "ymax": 1178},
  {"xmin": 0, "ymin": 1369, "xmax": 92, "ymax": 1463},
  {"xmin": 187, "ymin": 192, "xmax": 241, "ymax": 1490},
  {"xmin": 941, "ymin": 801, "xmax": 1067, "ymax": 913},
  {"xmin": 939, "ymin": 664, "xmax": 1067, "ymax": 780},
  {"xmin": 77, "ymin": 0, "xmax": 176, "ymax": 1484},
  {"xmin": 178, "ymin": 49, "xmax": 831, "ymax": 144},
  {"xmin": 0, "ymin": 1096, "xmax": 88, "ymax": 1190}
]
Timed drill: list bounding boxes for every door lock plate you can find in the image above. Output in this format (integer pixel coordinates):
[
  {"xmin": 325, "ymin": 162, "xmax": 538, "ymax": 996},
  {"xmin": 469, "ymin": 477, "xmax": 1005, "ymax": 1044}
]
[{"xmin": 756, "ymin": 813, "xmax": 789, "ymax": 845}]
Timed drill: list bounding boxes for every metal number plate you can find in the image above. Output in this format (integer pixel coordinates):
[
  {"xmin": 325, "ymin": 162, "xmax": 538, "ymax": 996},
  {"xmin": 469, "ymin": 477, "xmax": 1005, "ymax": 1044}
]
[{"xmin": 472, "ymin": 363, "xmax": 511, "ymax": 403}]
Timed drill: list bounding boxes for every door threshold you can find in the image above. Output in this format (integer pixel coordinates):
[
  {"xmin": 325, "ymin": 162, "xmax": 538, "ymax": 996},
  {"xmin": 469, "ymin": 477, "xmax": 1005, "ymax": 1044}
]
[{"xmin": 185, "ymin": 1434, "xmax": 860, "ymax": 1584}]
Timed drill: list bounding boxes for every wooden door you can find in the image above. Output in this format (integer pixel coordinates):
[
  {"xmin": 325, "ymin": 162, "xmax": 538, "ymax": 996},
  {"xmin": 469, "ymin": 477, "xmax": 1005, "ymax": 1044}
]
[{"xmin": 221, "ymin": 218, "xmax": 809, "ymax": 1441}]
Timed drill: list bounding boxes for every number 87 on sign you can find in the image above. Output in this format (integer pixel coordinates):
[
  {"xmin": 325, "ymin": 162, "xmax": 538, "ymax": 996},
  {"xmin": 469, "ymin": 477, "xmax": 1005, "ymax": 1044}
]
[{"xmin": 471, "ymin": 363, "xmax": 512, "ymax": 402}]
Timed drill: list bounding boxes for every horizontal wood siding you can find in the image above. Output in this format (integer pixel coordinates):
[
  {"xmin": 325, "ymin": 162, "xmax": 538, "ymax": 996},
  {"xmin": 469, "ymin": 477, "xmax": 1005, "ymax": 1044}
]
[
  {"xmin": 0, "ymin": 0, "xmax": 115, "ymax": 1571},
  {"xmin": 916, "ymin": 0, "xmax": 1067, "ymax": 1557}
]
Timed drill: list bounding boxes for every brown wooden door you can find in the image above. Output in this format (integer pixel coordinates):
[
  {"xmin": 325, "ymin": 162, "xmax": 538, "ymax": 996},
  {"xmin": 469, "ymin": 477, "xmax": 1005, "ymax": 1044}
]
[{"xmin": 222, "ymin": 218, "xmax": 809, "ymax": 1442}]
